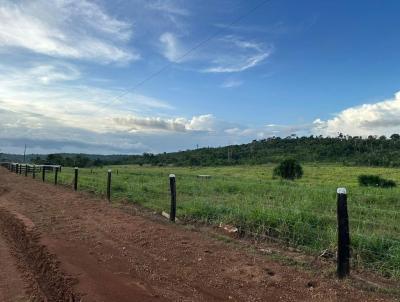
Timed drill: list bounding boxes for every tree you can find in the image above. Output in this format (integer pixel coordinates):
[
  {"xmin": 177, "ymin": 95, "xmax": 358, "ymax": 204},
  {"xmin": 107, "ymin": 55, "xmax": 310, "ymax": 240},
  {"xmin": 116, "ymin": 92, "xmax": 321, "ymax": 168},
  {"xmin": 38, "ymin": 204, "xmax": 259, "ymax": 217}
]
[
  {"xmin": 273, "ymin": 159, "xmax": 303, "ymax": 180},
  {"xmin": 189, "ymin": 157, "xmax": 201, "ymax": 166},
  {"xmin": 93, "ymin": 158, "xmax": 104, "ymax": 167},
  {"xmin": 46, "ymin": 154, "xmax": 64, "ymax": 165},
  {"xmin": 358, "ymin": 175, "xmax": 396, "ymax": 188}
]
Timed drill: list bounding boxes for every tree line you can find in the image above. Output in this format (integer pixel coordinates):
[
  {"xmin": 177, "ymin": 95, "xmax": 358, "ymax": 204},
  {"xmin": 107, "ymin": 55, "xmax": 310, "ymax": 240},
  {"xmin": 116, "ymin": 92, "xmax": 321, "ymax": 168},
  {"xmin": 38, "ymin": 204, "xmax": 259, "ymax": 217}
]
[
  {"xmin": 132, "ymin": 134, "xmax": 400, "ymax": 167},
  {"xmin": 2, "ymin": 134, "xmax": 400, "ymax": 167}
]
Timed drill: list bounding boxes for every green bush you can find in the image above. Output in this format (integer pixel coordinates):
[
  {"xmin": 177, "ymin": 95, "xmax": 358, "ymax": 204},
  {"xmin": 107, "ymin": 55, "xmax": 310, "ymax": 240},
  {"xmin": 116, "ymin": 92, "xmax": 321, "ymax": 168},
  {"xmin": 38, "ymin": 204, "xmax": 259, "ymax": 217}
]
[
  {"xmin": 358, "ymin": 175, "xmax": 396, "ymax": 188},
  {"xmin": 273, "ymin": 159, "xmax": 303, "ymax": 180}
]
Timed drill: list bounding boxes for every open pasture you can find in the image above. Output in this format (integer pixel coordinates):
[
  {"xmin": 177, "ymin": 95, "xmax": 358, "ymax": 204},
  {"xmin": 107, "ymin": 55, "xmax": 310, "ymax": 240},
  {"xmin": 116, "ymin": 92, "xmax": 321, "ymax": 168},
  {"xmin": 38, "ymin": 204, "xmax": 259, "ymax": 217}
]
[{"xmin": 55, "ymin": 164, "xmax": 400, "ymax": 278}]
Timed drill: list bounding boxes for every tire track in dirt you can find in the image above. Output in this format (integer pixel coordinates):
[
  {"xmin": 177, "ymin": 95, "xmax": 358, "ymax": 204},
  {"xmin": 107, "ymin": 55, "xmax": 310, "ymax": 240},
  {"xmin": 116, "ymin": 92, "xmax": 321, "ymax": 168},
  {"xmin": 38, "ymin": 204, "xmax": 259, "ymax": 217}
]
[
  {"xmin": 0, "ymin": 168, "xmax": 397, "ymax": 302},
  {"xmin": 0, "ymin": 231, "xmax": 29, "ymax": 302},
  {"xmin": 0, "ymin": 207, "xmax": 80, "ymax": 301}
]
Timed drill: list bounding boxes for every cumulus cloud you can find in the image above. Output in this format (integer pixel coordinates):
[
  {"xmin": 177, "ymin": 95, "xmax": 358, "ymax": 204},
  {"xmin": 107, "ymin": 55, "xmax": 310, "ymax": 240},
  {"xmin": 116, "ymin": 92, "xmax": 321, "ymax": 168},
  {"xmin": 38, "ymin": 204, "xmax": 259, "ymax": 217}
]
[
  {"xmin": 0, "ymin": 0, "xmax": 137, "ymax": 63},
  {"xmin": 224, "ymin": 122, "xmax": 313, "ymax": 139},
  {"xmin": 0, "ymin": 106, "xmax": 227, "ymax": 155},
  {"xmin": 0, "ymin": 55, "xmax": 233, "ymax": 155},
  {"xmin": 0, "ymin": 107, "xmax": 150, "ymax": 154},
  {"xmin": 185, "ymin": 114, "xmax": 216, "ymax": 131},
  {"xmin": 112, "ymin": 114, "xmax": 216, "ymax": 133},
  {"xmin": 0, "ymin": 62, "xmax": 174, "ymax": 133},
  {"xmin": 0, "ymin": 61, "xmax": 227, "ymax": 154},
  {"xmin": 314, "ymin": 91, "xmax": 400, "ymax": 137}
]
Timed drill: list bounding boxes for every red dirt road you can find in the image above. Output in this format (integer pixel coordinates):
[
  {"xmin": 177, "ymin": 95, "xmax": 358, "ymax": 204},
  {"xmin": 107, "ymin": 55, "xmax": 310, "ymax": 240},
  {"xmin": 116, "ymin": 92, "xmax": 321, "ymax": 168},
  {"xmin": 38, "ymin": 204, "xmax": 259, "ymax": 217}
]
[
  {"xmin": 0, "ymin": 168, "xmax": 396, "ymax": 301},
  {"xmin": 0, "ymin": 232, "xmax": 28, "ymax": 302}
]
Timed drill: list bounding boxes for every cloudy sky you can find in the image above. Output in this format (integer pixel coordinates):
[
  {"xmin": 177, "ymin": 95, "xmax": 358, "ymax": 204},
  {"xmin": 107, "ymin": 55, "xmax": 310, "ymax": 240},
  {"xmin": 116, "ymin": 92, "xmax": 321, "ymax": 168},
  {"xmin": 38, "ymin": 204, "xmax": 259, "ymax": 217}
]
[{"xmin": 1, "ymin": 0, "xmax": 400, "ymax": 154}]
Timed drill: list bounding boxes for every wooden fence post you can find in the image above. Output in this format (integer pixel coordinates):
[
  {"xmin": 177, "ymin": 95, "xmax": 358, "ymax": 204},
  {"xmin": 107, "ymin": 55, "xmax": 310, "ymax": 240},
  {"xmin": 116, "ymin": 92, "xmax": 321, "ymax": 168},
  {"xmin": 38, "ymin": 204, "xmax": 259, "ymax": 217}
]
[
  {"xmin": 42, "ymin": 167, "xmax": 46, "ymax": 182},
  {"xmin": 74, "ymin": 167, "xmax": 78, "ymax": 191},
  {"xmin": 25, "ymin": 164, "xmax": 28, "ymax": 177},
  {"xmin": 169, "ymin": 174, "xmax": 176, "ymax": 222},
  {"xmin": 32, "ymin": 165, "xmax": 36, "ymax": 179},
  {"xmin": 107, "ymin": 169, "xmax": 112, "ymax": 202},
  {"xmin": 54, "ymin": 167, "xmax": 58, "ymax": 185},
  {"xmin": 337, "ymin": 187, "xmax": 350, "ymax": 278}
]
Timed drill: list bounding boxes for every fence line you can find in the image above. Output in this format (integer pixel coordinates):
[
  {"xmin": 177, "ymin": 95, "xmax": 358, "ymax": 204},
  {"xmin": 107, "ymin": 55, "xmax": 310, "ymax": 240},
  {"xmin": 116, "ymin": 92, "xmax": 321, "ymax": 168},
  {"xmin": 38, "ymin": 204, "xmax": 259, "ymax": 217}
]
[{"xmin": 1, "ymin": 162, "xmax": 399, "ymax": 279}]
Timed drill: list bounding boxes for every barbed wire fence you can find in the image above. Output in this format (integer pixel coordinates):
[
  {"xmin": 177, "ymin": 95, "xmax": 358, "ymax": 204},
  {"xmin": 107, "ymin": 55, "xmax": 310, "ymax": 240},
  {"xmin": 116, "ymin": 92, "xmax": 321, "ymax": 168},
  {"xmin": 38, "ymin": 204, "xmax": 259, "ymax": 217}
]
[{"xmin": 1, "ymin": 162, "xmax": 399, "ymax": 279}]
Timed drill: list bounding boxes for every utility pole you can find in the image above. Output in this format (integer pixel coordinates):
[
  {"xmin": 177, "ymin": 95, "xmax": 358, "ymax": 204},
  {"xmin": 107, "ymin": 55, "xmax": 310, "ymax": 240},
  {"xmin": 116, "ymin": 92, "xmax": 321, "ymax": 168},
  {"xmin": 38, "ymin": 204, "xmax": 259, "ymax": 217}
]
[{"xmin": 23, "ymin": 144, "xmax": 27, "ymax": 163}]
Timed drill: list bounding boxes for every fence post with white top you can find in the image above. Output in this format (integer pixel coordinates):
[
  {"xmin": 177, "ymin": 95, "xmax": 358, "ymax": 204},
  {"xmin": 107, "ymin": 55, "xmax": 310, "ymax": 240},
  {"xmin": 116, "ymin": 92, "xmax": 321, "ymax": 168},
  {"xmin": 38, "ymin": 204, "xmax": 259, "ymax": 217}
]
[
  {"xmin": 169, "ymin": 174, "xmax": 176, "ymax": 222},
  {"xmin": 337, "ymin": 187, "xmax": 350, "ymax": 278}
]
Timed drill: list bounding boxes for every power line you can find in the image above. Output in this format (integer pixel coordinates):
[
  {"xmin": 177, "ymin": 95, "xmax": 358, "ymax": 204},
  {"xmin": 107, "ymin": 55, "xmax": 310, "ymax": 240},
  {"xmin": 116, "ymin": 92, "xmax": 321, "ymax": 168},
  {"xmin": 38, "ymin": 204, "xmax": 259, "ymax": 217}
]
[{"xmin": 97, "ymin": 0, "xmax": 272, "ymax": 112}]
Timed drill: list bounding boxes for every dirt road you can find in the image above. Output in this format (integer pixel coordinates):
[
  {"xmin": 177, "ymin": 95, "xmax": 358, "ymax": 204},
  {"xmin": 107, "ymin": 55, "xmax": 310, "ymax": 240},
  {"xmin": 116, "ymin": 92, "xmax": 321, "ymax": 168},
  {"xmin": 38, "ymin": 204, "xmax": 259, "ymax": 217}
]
[{"xmin": 0, "ymin": 168, "xmax": 396, "ymax": 301}]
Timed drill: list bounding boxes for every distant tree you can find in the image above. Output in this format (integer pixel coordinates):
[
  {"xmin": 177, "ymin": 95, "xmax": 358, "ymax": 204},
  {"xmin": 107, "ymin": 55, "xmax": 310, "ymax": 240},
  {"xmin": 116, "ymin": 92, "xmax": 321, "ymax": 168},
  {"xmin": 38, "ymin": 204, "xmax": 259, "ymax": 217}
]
[
  {"xmin": 273, "ymin": 159, "xmax": 303, "ymax": 180},
  {"xmin": 32, "ymin": 156, "xmax": 44, "ymax": 164},
  {"xmin": 75, "ymin": 155, "xmax": 90, "ymax": 167},
  {"xmin": 390, "ymin": 134, "xmax": 400, "ymax": 140},
  {"xmin": 46, "ymin": 154, "xmax": 64, "ymax": 165},
  {"xmin": 93, "ymin": 158, "xmax": 104, "ymax": 167},
  {"xmin": 189, "ymin": 157, "xmax": 201, "ymax": 166},
  {"xmin": 358, "ymin": 175, "xmax": 396, "ymax": 188}
]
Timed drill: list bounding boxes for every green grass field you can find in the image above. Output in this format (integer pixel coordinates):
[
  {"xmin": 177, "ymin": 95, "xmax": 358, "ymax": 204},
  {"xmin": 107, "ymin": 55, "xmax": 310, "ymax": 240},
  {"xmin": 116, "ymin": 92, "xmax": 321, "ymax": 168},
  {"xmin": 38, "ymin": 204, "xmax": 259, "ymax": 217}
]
[{"xmin": 50, "ymin": 164, "xmax": 399, "ymax": 278}]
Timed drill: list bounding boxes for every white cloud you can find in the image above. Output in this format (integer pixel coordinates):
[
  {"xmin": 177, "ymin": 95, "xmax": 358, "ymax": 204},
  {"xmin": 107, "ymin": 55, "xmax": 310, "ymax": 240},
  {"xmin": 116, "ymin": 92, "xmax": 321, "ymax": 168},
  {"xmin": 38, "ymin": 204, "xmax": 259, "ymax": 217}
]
[
  {"xmin": 203, "ymin": 36, "xmax": 272, "ymax": 73},
  {"xmin": 147, "ymin": 0, "xmax": 190, "ymax": 16},
  {"xmin": 0, "ymin": 107, "xmax": 151, "ymax": 154},
  {"xmin": 0, "ymin": 0, "xmax": 137, "ymax": 63},
  {"xmin": 27, "ymin": 63, "xmax": 81, "ymax": 84},
  {"xmin": 159, "ymin": 32, "xmax": 186, "ymax": 63},
  {"xmin": 220, "ymin": 79, "xmax": 243, "ymax": 88},
  {"xmin": 314, "ymin": 92, "xmax": 400, "ymax": 137},
  {"xmin": 224, "ymin": 123, "xmax": 312, "ymax": 139},
  {"xmin": 204, "ymin": 53, "xmax": 269, "ymax": 73},
  {"xmin": 186, "ymin": 114, "xmax": 216, "ymax": 131},
  {"xmin": 214, "ymin": 22, "xmax": 289, "ymax": 35},
  {"xmin": 0, "ymin": 59, "xmax": 315, "ymax": 154},
  {"xmin": 0, "ymin": 62, "xmax": 174, "ymax": 134},
  {"xmin": 0, "ymin": 60, "xmax": 236, "ymax": 154},
  {"xmin": 146, "ymin": 0, "xmax": 190, "ymax": 29},
  {"xmin": 112, "ymin": 114, "xmax": 216, "ymax": 133},
  {"xmin": 159, "ymin": 33, "xmax": 271, "ymax": 73}
]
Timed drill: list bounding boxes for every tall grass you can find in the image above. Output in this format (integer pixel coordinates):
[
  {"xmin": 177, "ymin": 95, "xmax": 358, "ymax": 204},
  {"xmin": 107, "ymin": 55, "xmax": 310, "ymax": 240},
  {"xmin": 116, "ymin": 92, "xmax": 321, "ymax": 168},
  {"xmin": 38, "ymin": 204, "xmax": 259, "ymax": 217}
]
[{"xmin": 51, "ymin": 164, "xmax": 400, "ymax": 278}]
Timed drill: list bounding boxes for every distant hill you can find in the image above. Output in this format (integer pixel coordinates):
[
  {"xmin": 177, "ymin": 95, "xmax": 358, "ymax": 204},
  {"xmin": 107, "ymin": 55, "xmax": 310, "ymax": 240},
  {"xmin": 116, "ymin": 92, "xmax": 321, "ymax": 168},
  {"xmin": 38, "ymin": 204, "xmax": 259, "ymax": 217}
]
[
  {"xmin": 130, "ymin": 134, "xmax": 400, "ymax": 167},
  {"xmin": 2, "ymin": 134, "xmax": 400, "ymax": 167}
]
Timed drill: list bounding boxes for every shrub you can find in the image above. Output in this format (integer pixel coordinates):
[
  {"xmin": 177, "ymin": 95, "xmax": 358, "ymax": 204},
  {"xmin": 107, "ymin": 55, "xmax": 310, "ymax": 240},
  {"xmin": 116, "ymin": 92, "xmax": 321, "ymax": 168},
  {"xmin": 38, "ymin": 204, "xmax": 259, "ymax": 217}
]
[
  {"xmin": 273, "ymin": 159, "xmax": 303, "ymax": 180},
  {"xmin": 358, "ymin": 175, "xmax": 396, "ymax": 188}
]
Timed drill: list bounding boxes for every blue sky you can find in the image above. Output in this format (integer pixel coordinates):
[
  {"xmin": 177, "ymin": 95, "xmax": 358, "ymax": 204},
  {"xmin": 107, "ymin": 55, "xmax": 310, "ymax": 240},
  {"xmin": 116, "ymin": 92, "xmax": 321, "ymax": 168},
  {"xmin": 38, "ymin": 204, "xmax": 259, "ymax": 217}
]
[{"xmin": 1, "ymin": 0, "xmax": 400, "ymax": 154}]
